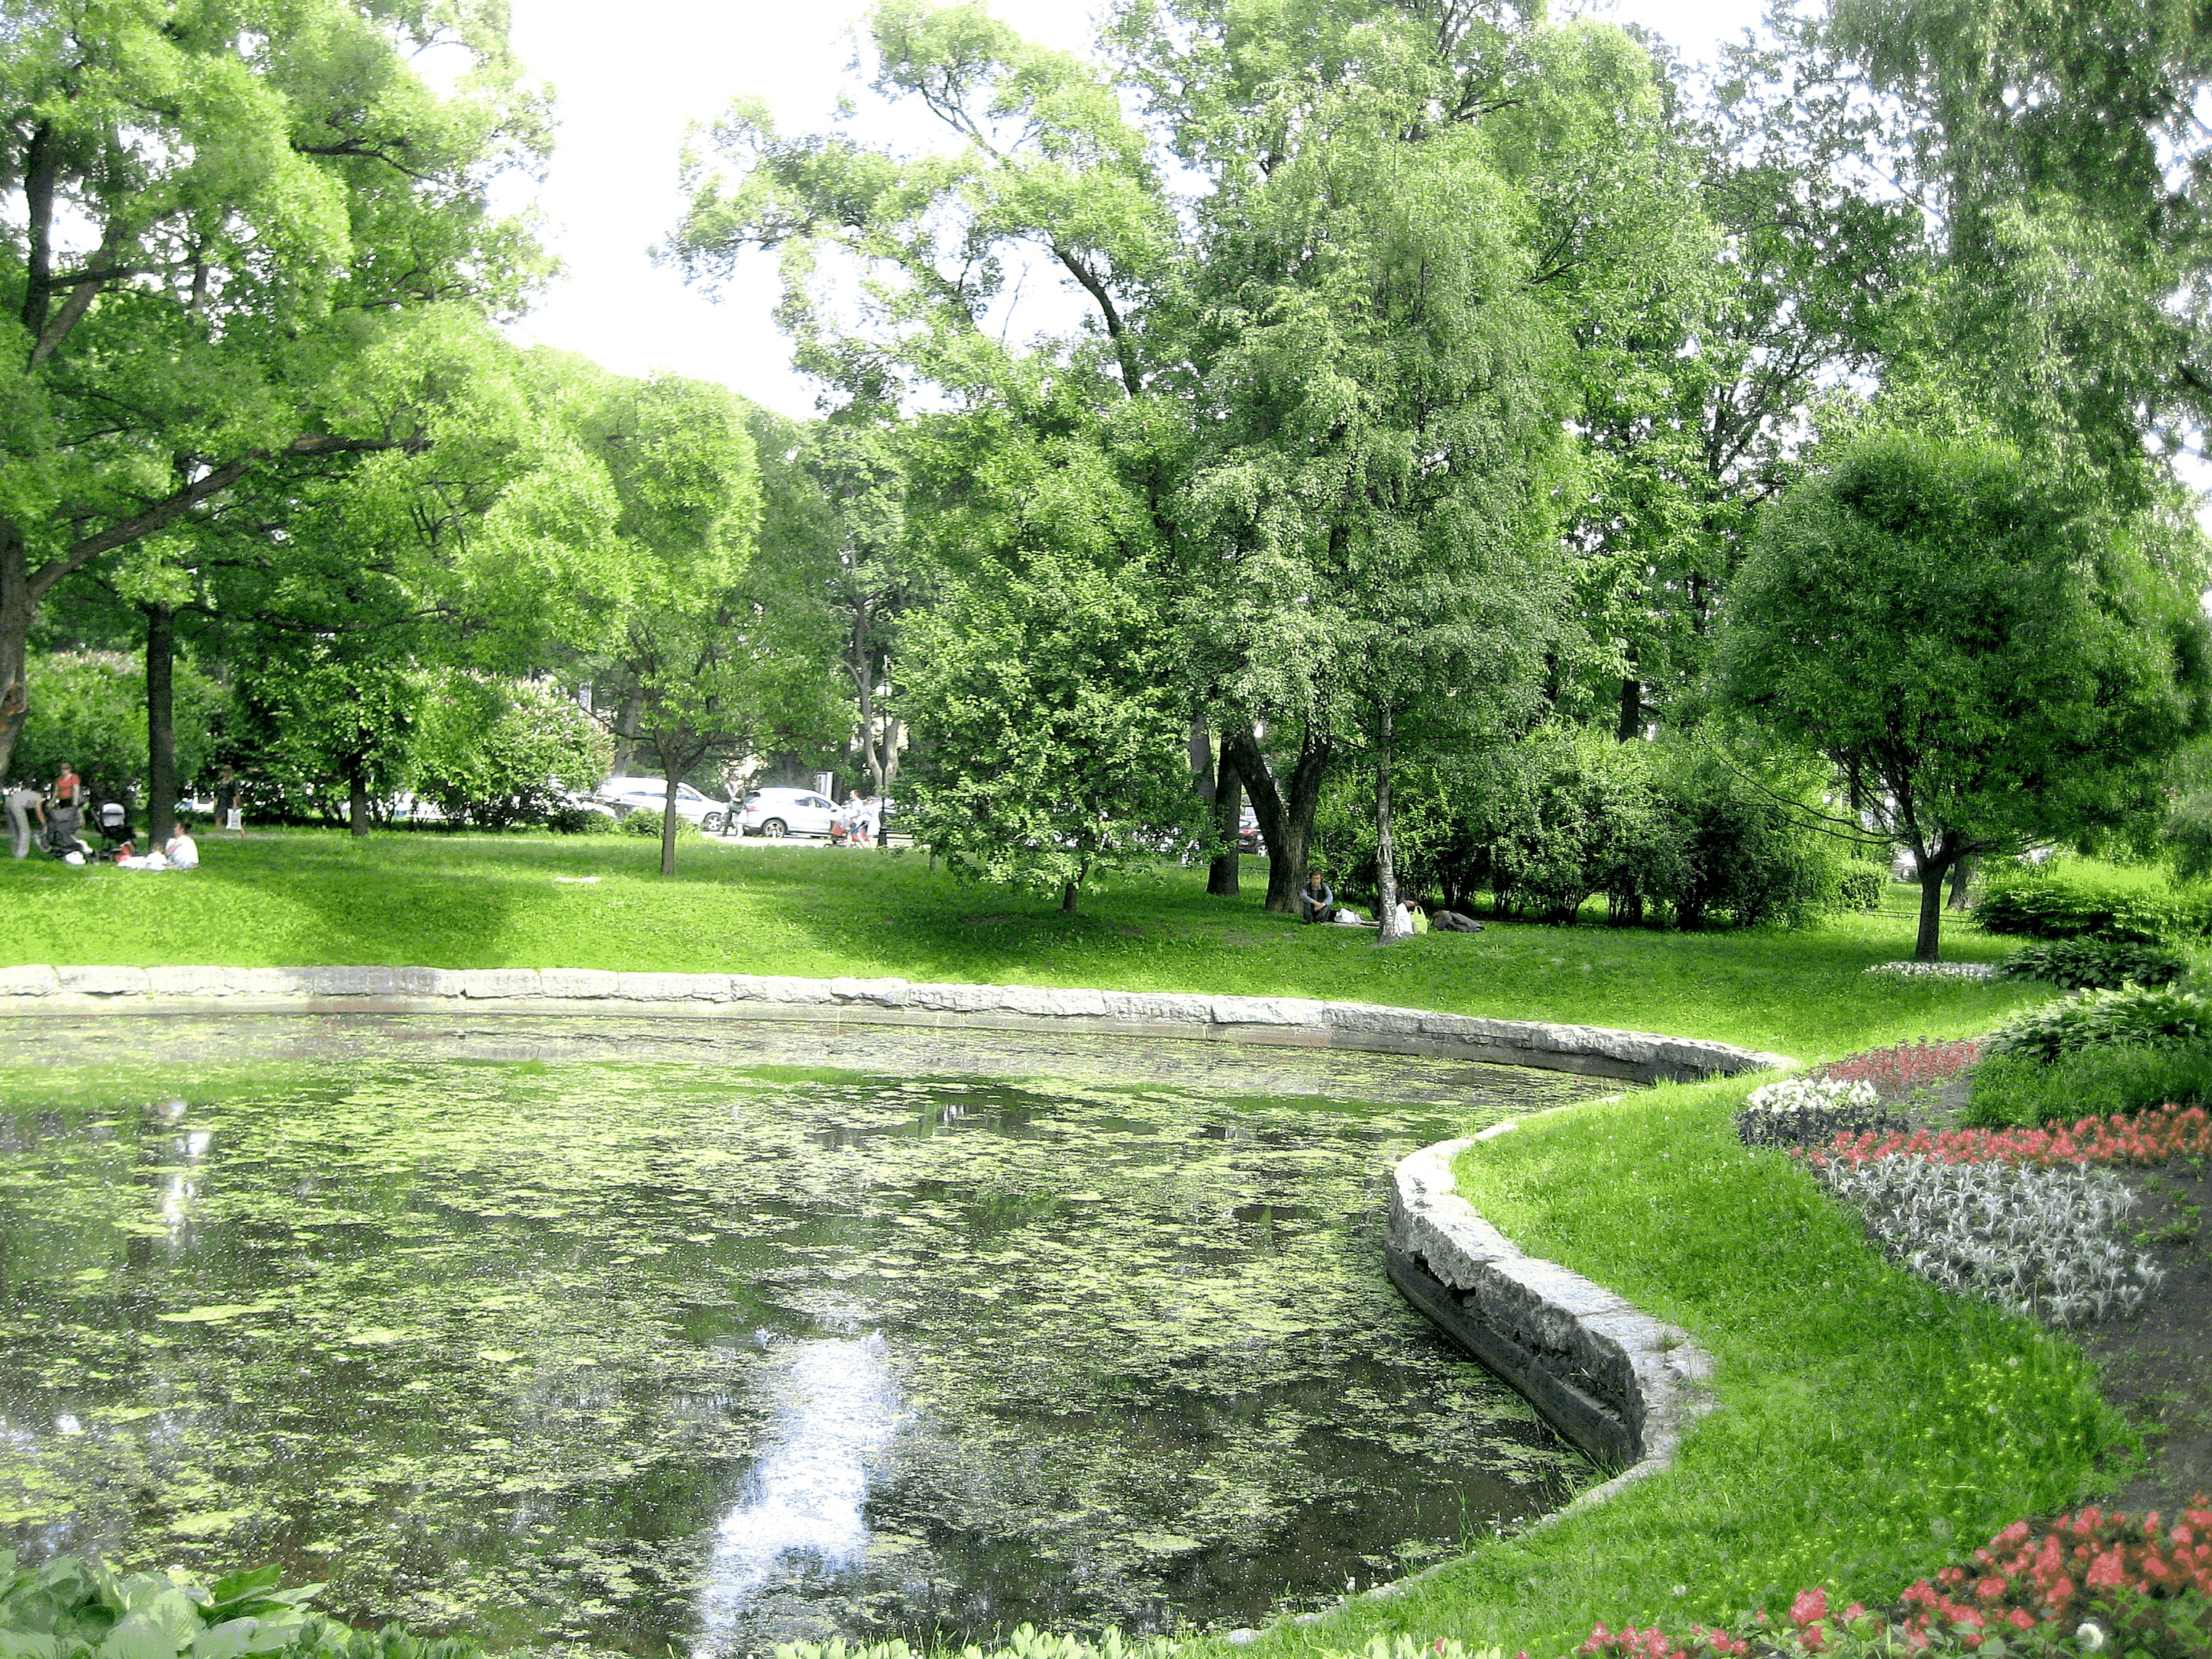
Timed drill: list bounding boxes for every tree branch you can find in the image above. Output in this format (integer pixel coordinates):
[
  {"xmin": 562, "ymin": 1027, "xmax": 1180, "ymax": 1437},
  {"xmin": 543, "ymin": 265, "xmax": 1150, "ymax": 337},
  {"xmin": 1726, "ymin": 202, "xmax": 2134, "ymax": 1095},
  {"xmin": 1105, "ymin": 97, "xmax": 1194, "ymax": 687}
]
[{"xmin": 27, "ymin": 432, "xmax": 428, "ymax": 601}]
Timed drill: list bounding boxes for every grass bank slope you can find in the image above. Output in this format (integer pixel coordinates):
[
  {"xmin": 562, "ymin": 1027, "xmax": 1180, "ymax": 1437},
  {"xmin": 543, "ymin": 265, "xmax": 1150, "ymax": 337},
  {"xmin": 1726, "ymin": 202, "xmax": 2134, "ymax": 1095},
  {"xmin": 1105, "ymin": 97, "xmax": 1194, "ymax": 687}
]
[
  {"xmin": 1241, "ymin": 1080, "xmax": 2118, "ymax": 1659},
  {"xmin": 0, "ymin": 831, "xmax": 2033, "ymax": 1060}
]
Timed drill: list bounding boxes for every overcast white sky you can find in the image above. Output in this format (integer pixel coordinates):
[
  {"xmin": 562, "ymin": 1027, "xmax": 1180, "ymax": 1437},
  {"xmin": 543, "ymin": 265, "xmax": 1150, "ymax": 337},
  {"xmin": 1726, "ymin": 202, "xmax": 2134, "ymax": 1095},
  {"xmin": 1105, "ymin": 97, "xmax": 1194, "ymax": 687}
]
[{"xmin": 497, "ymin": 0, "xmax": 1771, "ymax": 417}]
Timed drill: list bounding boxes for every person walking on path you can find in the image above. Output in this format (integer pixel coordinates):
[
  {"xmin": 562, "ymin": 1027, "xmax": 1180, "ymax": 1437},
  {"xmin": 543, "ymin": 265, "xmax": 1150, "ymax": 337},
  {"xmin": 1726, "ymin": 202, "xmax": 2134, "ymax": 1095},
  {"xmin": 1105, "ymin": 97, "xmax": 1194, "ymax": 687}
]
[
  {"xmin": 1299, "ymin": 869, "xmax": 1335, "ymax": 925},
  {"xmin": 6, "ymin": 783, "xmax": 43, "ymax": 858},
  {"xmin": 52, "ymin": 762, "xmax": 79, "ymax": 807}
]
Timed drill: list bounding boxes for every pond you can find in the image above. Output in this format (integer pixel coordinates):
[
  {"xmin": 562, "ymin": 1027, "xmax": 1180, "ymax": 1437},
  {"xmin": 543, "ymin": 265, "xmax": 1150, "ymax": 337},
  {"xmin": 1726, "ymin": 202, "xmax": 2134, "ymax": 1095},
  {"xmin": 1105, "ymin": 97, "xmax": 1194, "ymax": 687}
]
[{"xmin": 0, "ymin": 1016, "xmax": 1610, "ymax": 1657}]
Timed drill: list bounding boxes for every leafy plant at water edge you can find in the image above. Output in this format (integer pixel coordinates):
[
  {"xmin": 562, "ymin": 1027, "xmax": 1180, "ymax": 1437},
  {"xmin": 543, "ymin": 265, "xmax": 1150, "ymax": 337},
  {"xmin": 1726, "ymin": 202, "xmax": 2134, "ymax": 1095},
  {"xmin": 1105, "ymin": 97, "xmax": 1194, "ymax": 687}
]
[
  {"xmin": 1998, "ymin": 938, "xmax": 2188, "ymax": 991},
  {"xmin": 1736, "ymin": 1076, "xmax": 1906, "ymax": 1150},
  {"xmin": 1813, "ymin": 1039, "xmax": 1986, "ymax": 1097},
  {"xmin": 1967, "ymin": 1048, "xmax": 2212, "ymax": 1128},
  {"xmin": 1805, "ymin": 1155, "xmax": 2158, "ymax": 1324},
  {"xmin": 1983, "ymin": 986, "xmax": 2212, "ymax": 1064},
  {"xmin": 0, "ymin": 1553, "xmax": 481, "ymax": 1659}
]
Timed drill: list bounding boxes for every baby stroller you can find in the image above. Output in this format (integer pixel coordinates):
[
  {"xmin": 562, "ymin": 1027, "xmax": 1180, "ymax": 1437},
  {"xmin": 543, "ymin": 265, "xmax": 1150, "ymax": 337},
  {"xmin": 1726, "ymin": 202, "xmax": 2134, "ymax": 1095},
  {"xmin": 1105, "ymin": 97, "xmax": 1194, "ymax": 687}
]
[
  {"xmin": 41, "ymin": 800, "xmax": 92, "ymax": 861},
  {"xmin": 94, "ymin": 801, "xmax": 134, "ymax": 856}
]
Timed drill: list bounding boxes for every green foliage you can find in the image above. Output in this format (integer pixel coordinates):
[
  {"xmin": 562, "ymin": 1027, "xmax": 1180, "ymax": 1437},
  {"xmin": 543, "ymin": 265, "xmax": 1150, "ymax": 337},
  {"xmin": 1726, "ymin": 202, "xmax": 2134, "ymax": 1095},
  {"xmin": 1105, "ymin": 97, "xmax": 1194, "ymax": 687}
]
[
  {"xmin": 1997, "ymin": 938, "xmax": 2189, "ymax": 991},
  {"xmin": 619, "ymin": 806, "xmax": 700, "ymax": 840},
  {"xmin": 411, "ymin": 673, "xmax": 609, "ymax": 829},
  {"xmin": 1836, "ymin": 866, "xmax": 1886, "ymax": 912},
  {"xmin": 1717, "ymin": 423, "xmax": 2212, "ymax": 958},
  {"xmin": 899, "ymin": 553, "xmax": 1202, "ymax": 909},
  {"xmin": 1324, "ymin": 730, "xmax": 1844, "ymax": 930},
  {"xmin": 1965, "ymin": 1045, "xmax": 2212, "ymax": 1128},
  {"xmin": 229, "ymin": 645, "xmax": 418, "ymax": 825},
  {"xmin": 9, "ymin": 652, "xmax": 225, "ymax": 808},
  {"xmin": 0, "ymin": 1552, "xmax": 479, "ymax": 1659},
  {"xmin": 0, "ymin": 0, "xmax": 552, "ymax": 782},
  {"xmin": 1975, "ymin": 861, "xmax": 2212, "ymax": 943},
  {"xmin": 1983, "ymin": 985, "xmax": 2212, "ymax": 1065}
]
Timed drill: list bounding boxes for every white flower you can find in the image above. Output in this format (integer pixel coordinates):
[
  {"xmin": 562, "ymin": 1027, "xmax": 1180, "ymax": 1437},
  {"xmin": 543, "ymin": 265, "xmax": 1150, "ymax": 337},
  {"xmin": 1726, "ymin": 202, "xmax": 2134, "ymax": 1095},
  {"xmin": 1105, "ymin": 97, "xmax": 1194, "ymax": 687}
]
[
  {"xmin": 1745, "ymin": 1076, "xmax": 1880, "ymax": 1115},
  {"xmin": 1864, "ymin": 960, "xmax": 1999, "ymax": 980}
]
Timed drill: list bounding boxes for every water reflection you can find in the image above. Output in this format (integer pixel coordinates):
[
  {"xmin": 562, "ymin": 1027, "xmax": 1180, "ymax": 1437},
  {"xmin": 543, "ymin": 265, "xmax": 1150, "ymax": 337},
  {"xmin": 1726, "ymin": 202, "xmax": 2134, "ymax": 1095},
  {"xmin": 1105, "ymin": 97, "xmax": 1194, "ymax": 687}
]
[{"xmin": 695, "ymin": 1333, "xmax": 904, "ymax": 1654}]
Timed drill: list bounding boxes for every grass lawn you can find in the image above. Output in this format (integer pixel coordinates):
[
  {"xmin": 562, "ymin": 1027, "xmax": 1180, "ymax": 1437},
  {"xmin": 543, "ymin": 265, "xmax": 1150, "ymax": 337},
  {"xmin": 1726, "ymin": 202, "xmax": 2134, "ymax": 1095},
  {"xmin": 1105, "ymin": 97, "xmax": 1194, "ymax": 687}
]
[
  {"xmin": 0, "ymin": 827, "xmax": 2039, "ymax": 1062},
  {"xmin": 3, "ymin": 829, "xmax": 2135, "ymax": 1658},
  {"xmin": 1246, "ymin": 1083, "xmax": 2115, "ymax": 1659}
]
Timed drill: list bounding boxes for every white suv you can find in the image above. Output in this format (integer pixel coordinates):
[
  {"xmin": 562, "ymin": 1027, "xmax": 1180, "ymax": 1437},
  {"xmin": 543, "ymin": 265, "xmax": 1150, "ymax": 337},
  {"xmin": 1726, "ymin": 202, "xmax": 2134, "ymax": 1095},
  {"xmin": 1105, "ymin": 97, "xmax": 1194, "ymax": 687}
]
[
  {"xmin": 596, "ymin": 776, "xmax": 733, "ymax": 833},
  {"xmin": 740, "ymin": 787, "xmax": 840, "ymax": 838}
]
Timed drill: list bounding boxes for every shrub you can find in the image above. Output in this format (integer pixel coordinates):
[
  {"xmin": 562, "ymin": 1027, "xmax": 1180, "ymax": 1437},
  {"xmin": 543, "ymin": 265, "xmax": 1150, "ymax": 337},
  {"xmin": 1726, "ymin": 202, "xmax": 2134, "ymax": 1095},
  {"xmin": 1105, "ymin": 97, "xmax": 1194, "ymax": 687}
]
[
  {"xmin": 1985, "ymin": 985, "xmax": 2212, "ymax": 1064},
  {"xmin": 1975, "ymin": 862, "xmax": 2212, "ymax": 943},
  {"xmin": 411, "ymin": 673, "xmax": 610, "ymax": 829},
  {"xmin": 1999, "ymin": 936, "xmax": 2190, "ymax": 991},
  {"xmin": 1835, "ymin": 864, "xmax": 1885, "ymax": 912},
  {"xmin": 620, "ymin": 806, "xmax": 702, "ymax": 840},
  {"xmin": 548, "ymin": 803, "xmax": 620, "ymax": 835},
  {"xmin": 0, "ymin": 1553, "xmax": 481, "ymax": 1659},
  {"xmin": 1967, "ymin": 1046, "xmax": 2212, "ymax": 1128},
  {"xmin": 1736, "ymin": 1076, "xmax": 1907, "ymax": 1150}
]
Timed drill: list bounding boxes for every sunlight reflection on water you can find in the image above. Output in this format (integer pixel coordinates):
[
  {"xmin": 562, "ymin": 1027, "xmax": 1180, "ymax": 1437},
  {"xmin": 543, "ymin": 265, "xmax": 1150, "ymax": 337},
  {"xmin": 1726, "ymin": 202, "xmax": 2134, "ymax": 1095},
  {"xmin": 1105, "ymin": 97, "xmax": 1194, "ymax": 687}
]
[{"xmin": 694, "ymin": 1332, "xmax": 904, "ymax": 1654}]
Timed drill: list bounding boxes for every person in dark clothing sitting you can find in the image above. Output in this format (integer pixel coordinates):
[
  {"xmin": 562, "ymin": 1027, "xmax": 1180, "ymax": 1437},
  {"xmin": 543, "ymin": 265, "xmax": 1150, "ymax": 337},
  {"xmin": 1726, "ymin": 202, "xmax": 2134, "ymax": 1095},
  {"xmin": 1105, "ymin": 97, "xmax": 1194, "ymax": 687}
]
[{"xmin": 1300, "ymin": 869, "xmax": 1335, "ymax": 924}]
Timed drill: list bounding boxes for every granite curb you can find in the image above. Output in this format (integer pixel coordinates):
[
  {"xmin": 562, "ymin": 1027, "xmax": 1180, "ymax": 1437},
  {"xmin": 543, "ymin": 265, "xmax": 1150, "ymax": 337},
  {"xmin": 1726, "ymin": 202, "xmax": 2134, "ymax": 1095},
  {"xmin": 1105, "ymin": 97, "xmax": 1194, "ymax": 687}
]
[
  {"xmin": 1385, "ymin": 1132, "xmax": 1720, "ymax": 1508},
  {"xmin": 0, "ymin": 966, "xmax": 1793, "ymax": 1084}
]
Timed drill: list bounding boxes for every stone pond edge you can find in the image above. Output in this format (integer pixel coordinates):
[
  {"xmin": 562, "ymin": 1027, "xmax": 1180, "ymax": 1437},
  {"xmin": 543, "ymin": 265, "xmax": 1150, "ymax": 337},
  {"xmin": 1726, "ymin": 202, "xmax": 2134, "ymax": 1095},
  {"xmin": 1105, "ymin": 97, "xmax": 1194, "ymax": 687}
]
[
  {"xmin": 1385, "ymin": 1129, "xmax": 1724, "ymax": 1523},
  {"xmin": 0, "ymin": 965, "xmax": 1793, "ymax": 1084}
]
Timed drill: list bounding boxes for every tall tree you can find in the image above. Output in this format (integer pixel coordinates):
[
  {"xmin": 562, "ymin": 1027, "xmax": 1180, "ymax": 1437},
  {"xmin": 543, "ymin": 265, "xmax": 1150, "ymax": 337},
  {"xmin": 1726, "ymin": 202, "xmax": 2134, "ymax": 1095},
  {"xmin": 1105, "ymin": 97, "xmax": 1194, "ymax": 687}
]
[
  {"xmin": 1716, "ymin": 422, "xmax": 2212, "ymax": 961},
  {"xmin": 0, "ymin": 0, "xmax": 549, "ymax": 779}
]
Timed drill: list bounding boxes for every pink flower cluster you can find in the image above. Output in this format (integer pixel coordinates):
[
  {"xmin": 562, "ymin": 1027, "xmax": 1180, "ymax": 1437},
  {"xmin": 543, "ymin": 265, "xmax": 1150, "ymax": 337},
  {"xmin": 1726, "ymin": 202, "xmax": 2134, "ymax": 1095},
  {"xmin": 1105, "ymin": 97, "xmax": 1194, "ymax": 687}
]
[
  {"xmin": 1916, "ymin": 1502, "xmax": 2212, "ymax": 1637},
  {"xmin": 1571, "ymin": 1502, "xmax": 2212, "ymax": 1658},
  {"xmin": 1811, "ymin": 1039, "xmax": 1985, "ymax": 1098},
  {"xmin": 1802, "ymin": 1102, "xmax": 2212, "ymax": 1172}
]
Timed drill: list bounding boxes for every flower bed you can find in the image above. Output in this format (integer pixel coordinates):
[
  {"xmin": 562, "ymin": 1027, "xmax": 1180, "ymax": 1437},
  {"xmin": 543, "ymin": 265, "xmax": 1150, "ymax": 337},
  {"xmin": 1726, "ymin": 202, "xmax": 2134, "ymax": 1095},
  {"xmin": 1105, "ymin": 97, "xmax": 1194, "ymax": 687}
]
[
  {"xmin": 1806, "ymin": 1105, "xmax": 2212, "ymax": 1171},
  {"xmin": 1575, "ymin": 1500, "xmax": 2212, "ymax": 1658},
  {"xmin": 1862, "ymin": 962, "xmax": 2001, "ymax": 981},
  {"xmin": 1736, "ymin": 1076, "xmax": 1907, "ymax": 1150},
  {"xmin": 1812, "ymin": 1038, "xmax": 1986, "ymax": 1097}
]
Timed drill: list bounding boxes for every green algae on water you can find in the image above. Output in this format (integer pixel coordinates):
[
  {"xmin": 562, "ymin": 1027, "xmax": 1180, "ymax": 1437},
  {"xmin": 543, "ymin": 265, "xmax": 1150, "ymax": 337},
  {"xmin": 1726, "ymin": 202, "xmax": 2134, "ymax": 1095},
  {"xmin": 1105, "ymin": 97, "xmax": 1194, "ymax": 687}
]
[{"xmin": 0, "ymin": 1034, "xmax": 1603, "ymax": 1658}]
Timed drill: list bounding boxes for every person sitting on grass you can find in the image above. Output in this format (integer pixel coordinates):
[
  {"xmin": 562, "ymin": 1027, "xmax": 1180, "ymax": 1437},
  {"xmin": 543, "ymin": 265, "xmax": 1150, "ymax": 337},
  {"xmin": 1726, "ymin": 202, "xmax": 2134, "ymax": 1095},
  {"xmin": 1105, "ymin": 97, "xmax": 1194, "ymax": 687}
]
[
  {"xmin": 164, "ymin": 824, "xmax": 200, "ymax": 869},
  {"xmin": 1300, "ymin": 869, "xmax": 1335, "ymax": 924}
]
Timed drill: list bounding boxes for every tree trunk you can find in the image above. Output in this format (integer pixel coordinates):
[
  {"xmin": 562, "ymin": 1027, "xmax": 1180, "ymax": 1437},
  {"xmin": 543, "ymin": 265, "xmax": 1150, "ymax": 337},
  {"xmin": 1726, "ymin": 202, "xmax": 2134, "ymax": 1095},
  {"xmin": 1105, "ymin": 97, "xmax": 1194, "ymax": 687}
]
[
  {"xmin": 1375, "ymin": 705, "xmax": 1406, "ymax": 945},
  {"xmin": 613, "ymin": 692, "xmax": 643, "ymax": 777},
  {"xmin": 1061, "ymin": 880, "xmax": 1078, "ymax": 913},
  {"xmin": 0, "ymin": 529, "xmax": 30, "ymax": 784},
  {"xmin": 1946, "ymin": 856, "xmax": 1975, "ymax": 912},
  {"xmin": 1914, "ymin": 840, "xmax": 1954, "ymax": 962},
  {"xmin": 1207, "ymin": 750, "xmax": 1242, "ymax": 898},
  {"xmin": 146, "ymin": 606, "xmax": 176, "ymax": 845},
  {"xmin": 1189, "ymin": 720, "xmax": 1214, "ymax": 802},
  {"xmin": 1617, "ymin": 652, "xmax": 1642, "ymax": 742},
  {"xmin": 349, "ymin": 770, "xmax": 371, "ymax": 840},
  {"xmin": 1221, "ymin": 721, "xmax": 1330, "ymax": 914},
  {"xmin": 660, "ymin": 774, "xmax": 681, "ymax": 877}
]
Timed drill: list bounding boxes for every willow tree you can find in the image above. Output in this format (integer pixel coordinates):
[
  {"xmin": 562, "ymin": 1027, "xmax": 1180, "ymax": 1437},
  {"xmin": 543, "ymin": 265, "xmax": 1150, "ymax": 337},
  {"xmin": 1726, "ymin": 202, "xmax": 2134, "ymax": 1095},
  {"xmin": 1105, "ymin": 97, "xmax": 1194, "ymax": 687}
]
[{"xmin": 0, "ymin": 0, "xmax": 549, "ymax": 779}]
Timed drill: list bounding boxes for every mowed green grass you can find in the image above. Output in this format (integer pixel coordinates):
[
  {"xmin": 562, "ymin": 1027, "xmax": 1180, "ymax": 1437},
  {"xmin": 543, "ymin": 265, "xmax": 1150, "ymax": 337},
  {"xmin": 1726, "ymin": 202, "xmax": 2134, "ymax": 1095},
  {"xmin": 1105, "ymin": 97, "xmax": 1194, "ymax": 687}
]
[
  {"xmin": 1303, "ymin": 1083, "xmax": 2111, "ymax": 1659},
  {"xmin": 0, "ymin": 827, "xmax": 2038, "ymax": 1060}
]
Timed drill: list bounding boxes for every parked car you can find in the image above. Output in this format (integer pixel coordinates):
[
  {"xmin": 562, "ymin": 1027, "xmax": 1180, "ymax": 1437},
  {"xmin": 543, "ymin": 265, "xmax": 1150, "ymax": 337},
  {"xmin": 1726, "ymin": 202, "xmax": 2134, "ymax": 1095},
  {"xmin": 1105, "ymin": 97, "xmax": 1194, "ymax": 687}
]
[
  {"xmin": 1237, "ymin": 804, "xmax": 1265, "ymax": 856},
  {"xmin": 595, "ymin": 776, "xmax": 733, "ymax": 833},
  {"xmin": 739, "ymin": 787, "xmax": 841, "ymax": 839}
]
